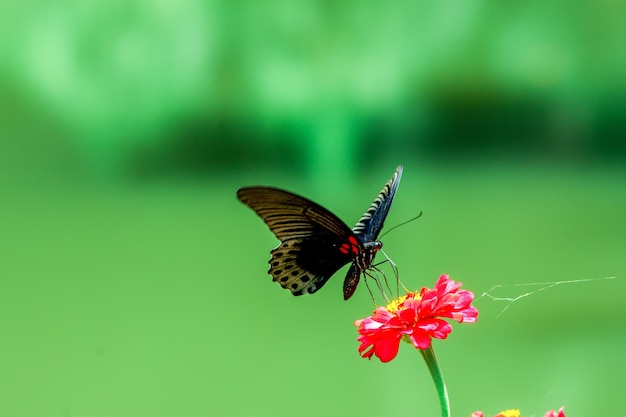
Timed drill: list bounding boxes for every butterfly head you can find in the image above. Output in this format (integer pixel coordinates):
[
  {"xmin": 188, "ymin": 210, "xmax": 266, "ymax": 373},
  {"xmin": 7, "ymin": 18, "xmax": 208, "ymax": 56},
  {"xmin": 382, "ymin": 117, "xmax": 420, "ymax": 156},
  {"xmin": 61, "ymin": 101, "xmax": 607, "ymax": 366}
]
[{"xmin": 364, "ymin": 241, "xmax": 383, "ymax": 251}]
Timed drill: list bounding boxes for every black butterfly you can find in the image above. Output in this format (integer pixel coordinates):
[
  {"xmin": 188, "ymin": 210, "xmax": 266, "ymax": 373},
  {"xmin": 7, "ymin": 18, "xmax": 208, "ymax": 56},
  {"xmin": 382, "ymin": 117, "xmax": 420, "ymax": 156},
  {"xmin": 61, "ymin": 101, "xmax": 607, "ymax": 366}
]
[{"xmin": 237, "ymin": 165, "xmax": 402, "ymax": 300}]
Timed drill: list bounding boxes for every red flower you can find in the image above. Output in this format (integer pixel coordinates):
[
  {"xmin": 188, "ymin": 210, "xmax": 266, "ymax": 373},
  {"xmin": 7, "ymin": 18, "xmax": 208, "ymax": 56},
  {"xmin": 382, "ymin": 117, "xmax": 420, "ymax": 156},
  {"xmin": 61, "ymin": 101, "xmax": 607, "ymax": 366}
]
[
  {"xmin": 471, "ymin": 411, "xmax": 520, "ymax": 417},
  {"xmin": 544, "ymin": 407, "xmax": 566, "ymax": 417},
  {"xmin": 355, "ymin": 274, "xmax": 478, "ymax": 362}
]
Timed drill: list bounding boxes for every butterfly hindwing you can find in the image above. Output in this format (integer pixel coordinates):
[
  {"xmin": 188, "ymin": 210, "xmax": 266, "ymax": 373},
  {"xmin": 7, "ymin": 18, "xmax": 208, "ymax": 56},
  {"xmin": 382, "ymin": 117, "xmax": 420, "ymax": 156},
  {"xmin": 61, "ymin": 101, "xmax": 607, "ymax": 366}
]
[
  {"xmin": 269, "ymin": 237, "xmax": 353, "ymax": 295},
  {"xmin": 237, "ymin": 187, "xmax": 363, "ymax": 295}
]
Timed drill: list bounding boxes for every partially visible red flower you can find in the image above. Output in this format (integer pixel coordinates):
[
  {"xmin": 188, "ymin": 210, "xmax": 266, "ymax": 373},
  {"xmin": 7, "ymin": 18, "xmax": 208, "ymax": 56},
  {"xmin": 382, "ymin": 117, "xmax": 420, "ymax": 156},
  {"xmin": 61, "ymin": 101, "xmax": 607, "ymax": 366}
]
[
  {"xmin": 471, "ymin": 407, "xmax": 565, "ymax": 417},
  {"xmin": 544, "ymin": 407, "xmax": 566, "ymax": 417},
  {"xmin": 472, "ymin": 411, "xmax": 520, "ymax": 417},
  {"xmin": 355, "ymin": 274, "xmax": 478, "ymax": 362}
]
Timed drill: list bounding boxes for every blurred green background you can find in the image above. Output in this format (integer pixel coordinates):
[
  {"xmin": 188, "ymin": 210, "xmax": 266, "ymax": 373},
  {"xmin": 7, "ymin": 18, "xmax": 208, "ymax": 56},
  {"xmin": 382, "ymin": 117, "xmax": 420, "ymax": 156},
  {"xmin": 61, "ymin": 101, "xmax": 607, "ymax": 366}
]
[{"xmin": 1, "ymin": 1, "xmax": 625, "ymax": 416}]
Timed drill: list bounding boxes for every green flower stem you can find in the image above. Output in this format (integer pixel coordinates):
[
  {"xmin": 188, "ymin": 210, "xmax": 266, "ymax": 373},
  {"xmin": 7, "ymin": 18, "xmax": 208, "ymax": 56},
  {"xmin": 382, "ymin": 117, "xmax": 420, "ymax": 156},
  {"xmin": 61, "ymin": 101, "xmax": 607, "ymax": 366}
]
[{"xmin": 420, "ymin": 345, "xmax": 450, "ymax": 417}]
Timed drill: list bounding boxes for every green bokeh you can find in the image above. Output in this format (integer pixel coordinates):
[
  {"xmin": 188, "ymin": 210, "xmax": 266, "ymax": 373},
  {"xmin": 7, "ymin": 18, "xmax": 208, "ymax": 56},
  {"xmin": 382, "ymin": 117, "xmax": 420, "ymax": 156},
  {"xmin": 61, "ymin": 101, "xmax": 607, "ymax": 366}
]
[{"xmin": 1, "ymin": 2, "xmax": 625, "ymax": 417}]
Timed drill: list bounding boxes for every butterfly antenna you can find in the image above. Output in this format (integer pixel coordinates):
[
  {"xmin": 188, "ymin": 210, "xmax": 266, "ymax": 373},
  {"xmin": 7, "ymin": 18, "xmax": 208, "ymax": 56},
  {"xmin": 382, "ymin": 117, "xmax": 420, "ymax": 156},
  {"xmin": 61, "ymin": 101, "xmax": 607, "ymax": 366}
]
[{"xmin": 379, "ymin": 211, "xmax": 423, "ymax": 240}]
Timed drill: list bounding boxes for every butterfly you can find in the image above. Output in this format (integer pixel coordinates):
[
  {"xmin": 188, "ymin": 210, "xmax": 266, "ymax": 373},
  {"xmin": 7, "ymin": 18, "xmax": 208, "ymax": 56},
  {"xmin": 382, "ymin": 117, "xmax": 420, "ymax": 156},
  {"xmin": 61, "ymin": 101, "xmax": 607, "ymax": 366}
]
[{"xmin": 236, "ymin": 165, "xmax": 402, "ymax": 300}]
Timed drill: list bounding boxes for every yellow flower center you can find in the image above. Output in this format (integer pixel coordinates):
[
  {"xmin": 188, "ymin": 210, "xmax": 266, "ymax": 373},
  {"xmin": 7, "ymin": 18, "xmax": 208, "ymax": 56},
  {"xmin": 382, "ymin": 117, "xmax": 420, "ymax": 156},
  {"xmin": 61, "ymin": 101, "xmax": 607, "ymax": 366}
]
[
  {"xmin": 498, "ymin": 410, "xmax": 521, "ymax": 417},
  {"xmin": 386, "ymin": 295, "xmax": 407, "ymax": 313},
  {"xmin": 386, "ymin": 291, "xmax": 421, "ymax": 313}
]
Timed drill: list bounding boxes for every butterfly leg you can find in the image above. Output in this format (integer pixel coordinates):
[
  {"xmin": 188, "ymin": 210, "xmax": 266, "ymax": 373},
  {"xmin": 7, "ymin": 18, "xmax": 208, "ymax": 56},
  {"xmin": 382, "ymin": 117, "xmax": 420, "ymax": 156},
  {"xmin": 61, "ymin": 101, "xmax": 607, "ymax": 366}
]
[
  {"xmin": 363, "ymin": 268, "xmax": 391, "ymax": 304},
  {"xmin": 362, "ymin": 273, "xmax": 379, "ymax": 306},
  {"xmin": 376, "ymin": 248, "xmax": 408, "ymax": 299}
]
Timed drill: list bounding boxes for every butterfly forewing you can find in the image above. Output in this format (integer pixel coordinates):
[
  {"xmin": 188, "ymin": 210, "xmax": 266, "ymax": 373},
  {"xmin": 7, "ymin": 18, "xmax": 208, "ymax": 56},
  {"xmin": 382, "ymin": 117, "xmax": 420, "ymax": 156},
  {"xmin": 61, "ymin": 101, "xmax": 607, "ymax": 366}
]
[
  {"xmin": 237, "ymin": 187, "xmax": 363, "ymax": 295},
  {"xmin": 352, "ymin": 165, "xmax": 403, "ymax": 242},
  {"xmin": 237, "ymin": 187, "xmax": 353, "ymax": 240}
]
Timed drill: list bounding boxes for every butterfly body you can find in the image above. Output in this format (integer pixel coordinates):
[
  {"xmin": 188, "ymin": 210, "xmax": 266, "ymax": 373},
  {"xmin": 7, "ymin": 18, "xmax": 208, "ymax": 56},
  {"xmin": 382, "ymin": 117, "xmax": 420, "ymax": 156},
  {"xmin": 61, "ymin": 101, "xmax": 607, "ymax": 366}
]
[{"xmin": 237, "ymin": 166, "xmax": 402, "ymax": 300}]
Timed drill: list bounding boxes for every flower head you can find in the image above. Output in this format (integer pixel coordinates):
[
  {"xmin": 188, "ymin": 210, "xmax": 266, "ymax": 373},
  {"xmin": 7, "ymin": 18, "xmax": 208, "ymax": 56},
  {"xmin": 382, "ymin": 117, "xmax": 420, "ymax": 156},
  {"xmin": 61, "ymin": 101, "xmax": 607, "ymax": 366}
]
[
  {"xmin": 355, "ymin": 274, "xmax": 478, "ymax": 362},
  {"xmin": 471, "ymin": 407, "xmax": 565, "ymax": 417},
  {"xmin": 544, "ymin": 407, "xmax": 566, "ymax": 417}
]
